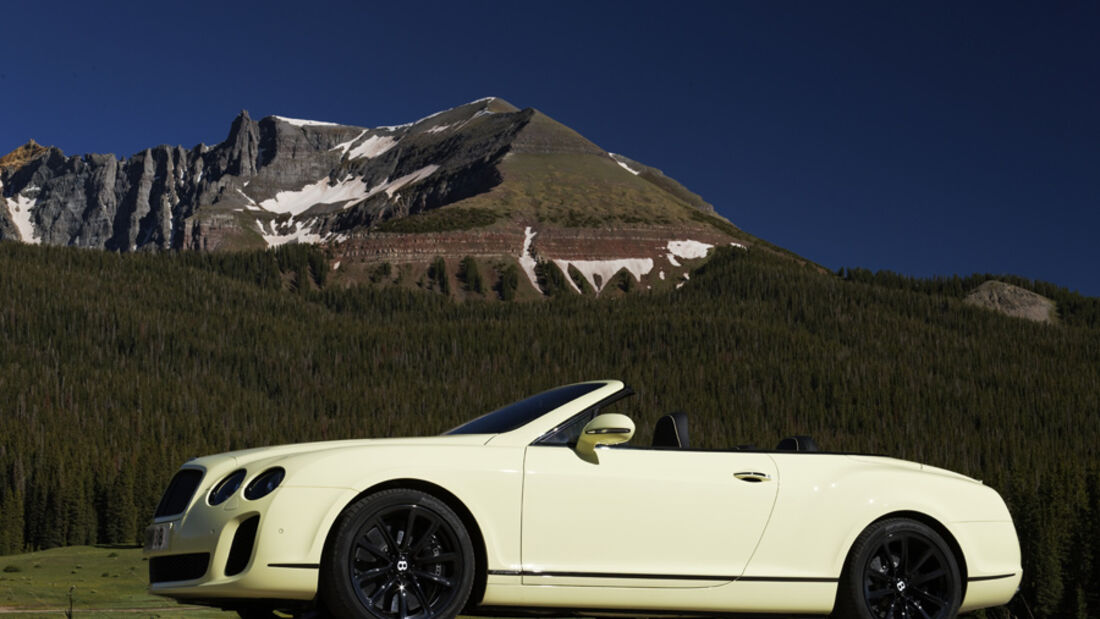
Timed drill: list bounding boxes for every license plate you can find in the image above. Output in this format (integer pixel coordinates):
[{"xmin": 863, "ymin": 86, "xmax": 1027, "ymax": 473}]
[{"xmin": 144, "ymin": 522, "xmax": 173, "ymax": 552}]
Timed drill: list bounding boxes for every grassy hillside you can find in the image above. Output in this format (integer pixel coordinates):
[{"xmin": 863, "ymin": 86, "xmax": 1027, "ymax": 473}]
[
  {"xmin": 0, "ymin": 243, "xmax": 1097, "ymax": 617},
  {"xmin": 377, "ymin": 151, "xmax": 747, "ymax": 240}
]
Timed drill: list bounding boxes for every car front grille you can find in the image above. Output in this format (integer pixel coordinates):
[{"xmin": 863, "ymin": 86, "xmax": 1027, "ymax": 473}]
[
  {"xmin": 149, "ymin": 553, "xmax": 210, "ymax": 583},
  {"xmin": 154, "ymin": 468, "xmax": 204, "ymax": 518}
]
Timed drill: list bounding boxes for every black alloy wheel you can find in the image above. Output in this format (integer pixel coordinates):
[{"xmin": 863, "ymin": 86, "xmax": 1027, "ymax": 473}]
[
  {"xmin": 834, "ymin": 518, "xmax": 962, "ymax": 619},
  {"xmin": 321, "ymin": 489, "xmax": 475, "ymax": 619}
]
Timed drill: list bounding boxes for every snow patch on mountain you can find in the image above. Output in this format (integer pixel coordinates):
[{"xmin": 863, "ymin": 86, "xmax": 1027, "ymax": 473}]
[
  {"xmin": 411, "ymin": 97, "xmax": 498, "ymax": 128},
  {"xmin": 258, "ymin": 176, "xmax": 371, "ymax": 216},
  {"xmin": 609, "ymin": 153, "xmax": 642, "ymax": 175},
  {"xmin": 331, "ymin": 130, "xmax": 368, "ymax": 155},
  {"xmin": 667, "ymin": 240, "xmax": 713, "ymax": 261},
  {"xmin": 331, "ymin": 131, "xmax": 398, "ymax": 159},
  {"xmin": 552, "ymin": 258, "xmax": 654, "ymax": 294},
  {"xmin": 258, "ymin": 218, "xmax": 324, "ymax": 247},
  {"xmin": 377, "ymin": 122, "xmax": 413, "ymax": 132},
  {"xmin": 370, "ymin": 165, "xmax": 440, "ymax": 199},
  {"xmin": 519, "ymin": 226, "xmax": 539, "ymax": 288},
  {"xmin": 237, "ymin": 188, "xmax": 261, "ymax": 210},
  {"xmin": 273, "ymin": 116, "xmax": 342, "ymax": 128},
  {"xmin": 259, "ymin": 165, "xmax": 440, "ymax": 217},
  {"xmin": 5, "ymin": 184, "xmax": 42, "ymax": 244},
  {"xmin": 347, "ymin": 135, "xmax": 398, "ymax": 160}
]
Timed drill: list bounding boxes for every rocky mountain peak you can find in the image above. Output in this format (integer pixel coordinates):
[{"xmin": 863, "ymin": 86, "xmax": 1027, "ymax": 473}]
[
  {"xmin": 1, "ymin": 98, "xmax": 745, "ymax": 293},
  {"xmin": 0, "ymin": 139, "xmax": 50, "ymax": 170},
  {"xmin": 224, "ymin": 109, "xmax": 261, "ymax": 177}
]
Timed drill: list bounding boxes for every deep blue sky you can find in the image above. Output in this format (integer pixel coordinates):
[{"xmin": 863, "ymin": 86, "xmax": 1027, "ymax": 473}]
[{"xmin": 3, "ymin": 1, "xmax": 1097, "ymax": 295}]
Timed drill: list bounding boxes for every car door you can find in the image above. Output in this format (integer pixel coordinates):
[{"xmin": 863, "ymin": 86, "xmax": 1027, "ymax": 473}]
[{"xmin": 521, "ymin": 444, "xmax": 779, "ymax": 587}]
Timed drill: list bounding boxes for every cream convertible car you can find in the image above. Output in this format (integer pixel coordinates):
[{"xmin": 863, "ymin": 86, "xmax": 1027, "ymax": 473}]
[{"xmin": 145, "ymin": 380, "xmax": 1021, "ymax": 618}]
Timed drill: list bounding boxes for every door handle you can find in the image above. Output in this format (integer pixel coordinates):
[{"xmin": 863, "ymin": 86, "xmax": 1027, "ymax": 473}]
[{"xmin": 734, "ymin": 471, "xmax": 772, "ymax": 483}]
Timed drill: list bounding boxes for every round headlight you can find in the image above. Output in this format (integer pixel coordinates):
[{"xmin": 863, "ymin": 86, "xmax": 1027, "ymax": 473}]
[
  {"xmin": 208, "ymin": 469, "xmax": 246, "ymax": 506},
  {"xmin": 244, "ymin": 467, "xmax": 285, "ymax": 500}
]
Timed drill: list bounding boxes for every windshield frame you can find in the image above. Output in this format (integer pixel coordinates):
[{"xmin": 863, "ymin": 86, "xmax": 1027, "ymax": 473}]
[{"xmin": 445, "ymin": 382, "xmax": 608, "ymax": 436}]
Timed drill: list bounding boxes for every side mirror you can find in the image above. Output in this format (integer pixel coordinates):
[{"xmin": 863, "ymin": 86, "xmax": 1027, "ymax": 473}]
[{"xmin": 576, "ymin": 413, "xmax": 635, "ymax": 463}]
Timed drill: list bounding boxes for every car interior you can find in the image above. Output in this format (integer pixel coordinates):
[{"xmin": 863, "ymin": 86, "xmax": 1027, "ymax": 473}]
[{"xmin": 649, "ymin": 411, "xmax": 819, "ymax": 452}]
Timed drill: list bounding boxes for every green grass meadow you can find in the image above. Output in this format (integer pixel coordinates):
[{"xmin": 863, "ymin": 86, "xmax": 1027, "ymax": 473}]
[
  {"xmin": 0, "ymin": 546, "xmax": 525, "ymax": 618},
  {"xmin": 0, "ymin": 545, "xmax": 231, "ymax": 617}
]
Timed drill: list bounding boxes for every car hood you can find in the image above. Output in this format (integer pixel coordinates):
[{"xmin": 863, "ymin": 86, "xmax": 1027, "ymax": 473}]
[{"xmin": 185, "ymin": 434, "xmax": 494, "ymax": 470}]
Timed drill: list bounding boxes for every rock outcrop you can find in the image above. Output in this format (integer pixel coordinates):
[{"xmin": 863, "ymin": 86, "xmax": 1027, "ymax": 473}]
[{"xmin": 964, "ymin": 280, "xmax": 1057, "ymax": 324}]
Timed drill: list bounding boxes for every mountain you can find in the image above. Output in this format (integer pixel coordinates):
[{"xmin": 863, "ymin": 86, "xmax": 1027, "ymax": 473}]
[{"xmin": 0, "ymin": 98, "xmax": 756, "ymax": 295}]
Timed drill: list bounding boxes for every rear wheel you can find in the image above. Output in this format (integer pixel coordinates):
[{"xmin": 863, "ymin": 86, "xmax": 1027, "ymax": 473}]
[
  {"xmin": 321, "ymin": 488, "xmax": 475, "ymax": 619},
  {"xmin": 834, "ymin": 518, "xmax": 962, "ymax": 619}
]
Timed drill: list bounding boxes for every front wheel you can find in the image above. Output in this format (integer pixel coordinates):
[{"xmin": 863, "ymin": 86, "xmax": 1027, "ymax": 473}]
[
  {"xmin": 833, "ymin": 518, "xmax": 962, "ymax": 619},
  {"xmin": 320, "ymin": 488, "xmax": 475, "ymax": 619}
]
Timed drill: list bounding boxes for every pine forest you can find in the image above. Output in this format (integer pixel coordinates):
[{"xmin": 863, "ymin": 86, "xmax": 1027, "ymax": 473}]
[{"xmin": 0, "ymin": 243, "xmax": 1097, "ymax": 617}]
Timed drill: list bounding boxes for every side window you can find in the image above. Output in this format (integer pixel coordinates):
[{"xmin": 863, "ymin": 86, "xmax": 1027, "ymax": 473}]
[{"xmin": 536, "ymin": 409, "xmax": 598, "ymax": 447}]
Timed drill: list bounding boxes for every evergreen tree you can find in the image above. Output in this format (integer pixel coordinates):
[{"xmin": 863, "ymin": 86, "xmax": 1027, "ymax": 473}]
[
  {"xmin": 428, "ymin": 257, "xmax": 450, "ymax": 295},
  {"xmin": 535, "ymin": 261, "xmax": 571, "ymax": 296},
  {"xmin": 496, "ymin": 263, "xmax": 519, "ymax": 300},
  {"xmin": 459, "ymin": 256, "xmax": 484, "ymax": 294}
]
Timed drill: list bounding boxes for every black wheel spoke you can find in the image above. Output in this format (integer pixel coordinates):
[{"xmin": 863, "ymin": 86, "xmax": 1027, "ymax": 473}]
[
  {"xmin": 397, "ymin": 587, "xmax": 409, "ymax": 619},
  {"xmin": 367, "ymin": 577, "xmax": 398, "ymax": 606},
  {"xmin": 910, "ymin": 547, "xmax": 935, "ymax": 575},
  {"xmin": 911, "ymin": 585, "xmax": 948, "ymax": 608},
  {"xmin": 413, "ymin": 568, "xmax": 454, "ymax": 589},
  {"xmin": 867, "ymin": 568, "xmax": 892, "ymax": 583},
  {"xmin": 402, "ymin": 508, "xmax": 418, "ymax": 552},
  {"xmin": 356, "ymin": 538, "xmax": 392, "ymax": 563},
  {"xmin": 410, "ymin": 519, "xmax": 441, "ymax": 555},
  {"xmin": 373, "ymin": 517, "xmax": 400, "ymax": 553},
  {"xmin": 408, "ymin": 575, "xmax": 433, "ymax": 613},
  {"xmin": 913, "ymin": 567, "xmax": 946, "ymax": 585},
  {"xmin": 867, "ymin": 586, "xmax": 894, "ymax": 600},
  {"xmin": 416, "ymin": 550, "xmax": 457, "ymax": 564},
  {"xmin": 356, "ymin": 565, "xmax": 390, "ymax": 585},
  {"xmin": 900, "ymin": 536, "xmax": 910, "ymax": 573}
]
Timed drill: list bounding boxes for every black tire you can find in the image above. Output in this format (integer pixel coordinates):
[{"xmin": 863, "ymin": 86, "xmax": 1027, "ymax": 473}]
[
  {"xmin": 833, "ymin": 518, "xmax": 962, "ymax": 619},
  {"xmin": 320, "ymin": 488, "xmax": 476, "ymax": 619}
]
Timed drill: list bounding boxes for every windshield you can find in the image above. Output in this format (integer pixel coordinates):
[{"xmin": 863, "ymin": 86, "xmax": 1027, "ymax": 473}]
[{"xmin": 445, "ymin": 383, "xmax": 605, "ymax": 435}]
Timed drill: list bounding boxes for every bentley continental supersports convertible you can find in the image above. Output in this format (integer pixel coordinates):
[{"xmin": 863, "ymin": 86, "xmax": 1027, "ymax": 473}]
[{"xmin": 145, "ymin": 380, "xmax": 1021, "ymax": 618}]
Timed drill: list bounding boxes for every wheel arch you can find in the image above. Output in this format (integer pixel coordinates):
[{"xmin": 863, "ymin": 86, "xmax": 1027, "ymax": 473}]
[{"xmin": 319, "ymin": 478, "xmax": 489, "ymax": 610}]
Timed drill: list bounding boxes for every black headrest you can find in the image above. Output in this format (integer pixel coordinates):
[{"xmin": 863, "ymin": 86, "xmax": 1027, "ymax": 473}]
[
  {"xmin": 776, "ymin": 435, "xmax": 819, "ymax": 452},
  {"xmin": 653, "ymin": 412, "xmax": 690, "ymax": 449}
]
